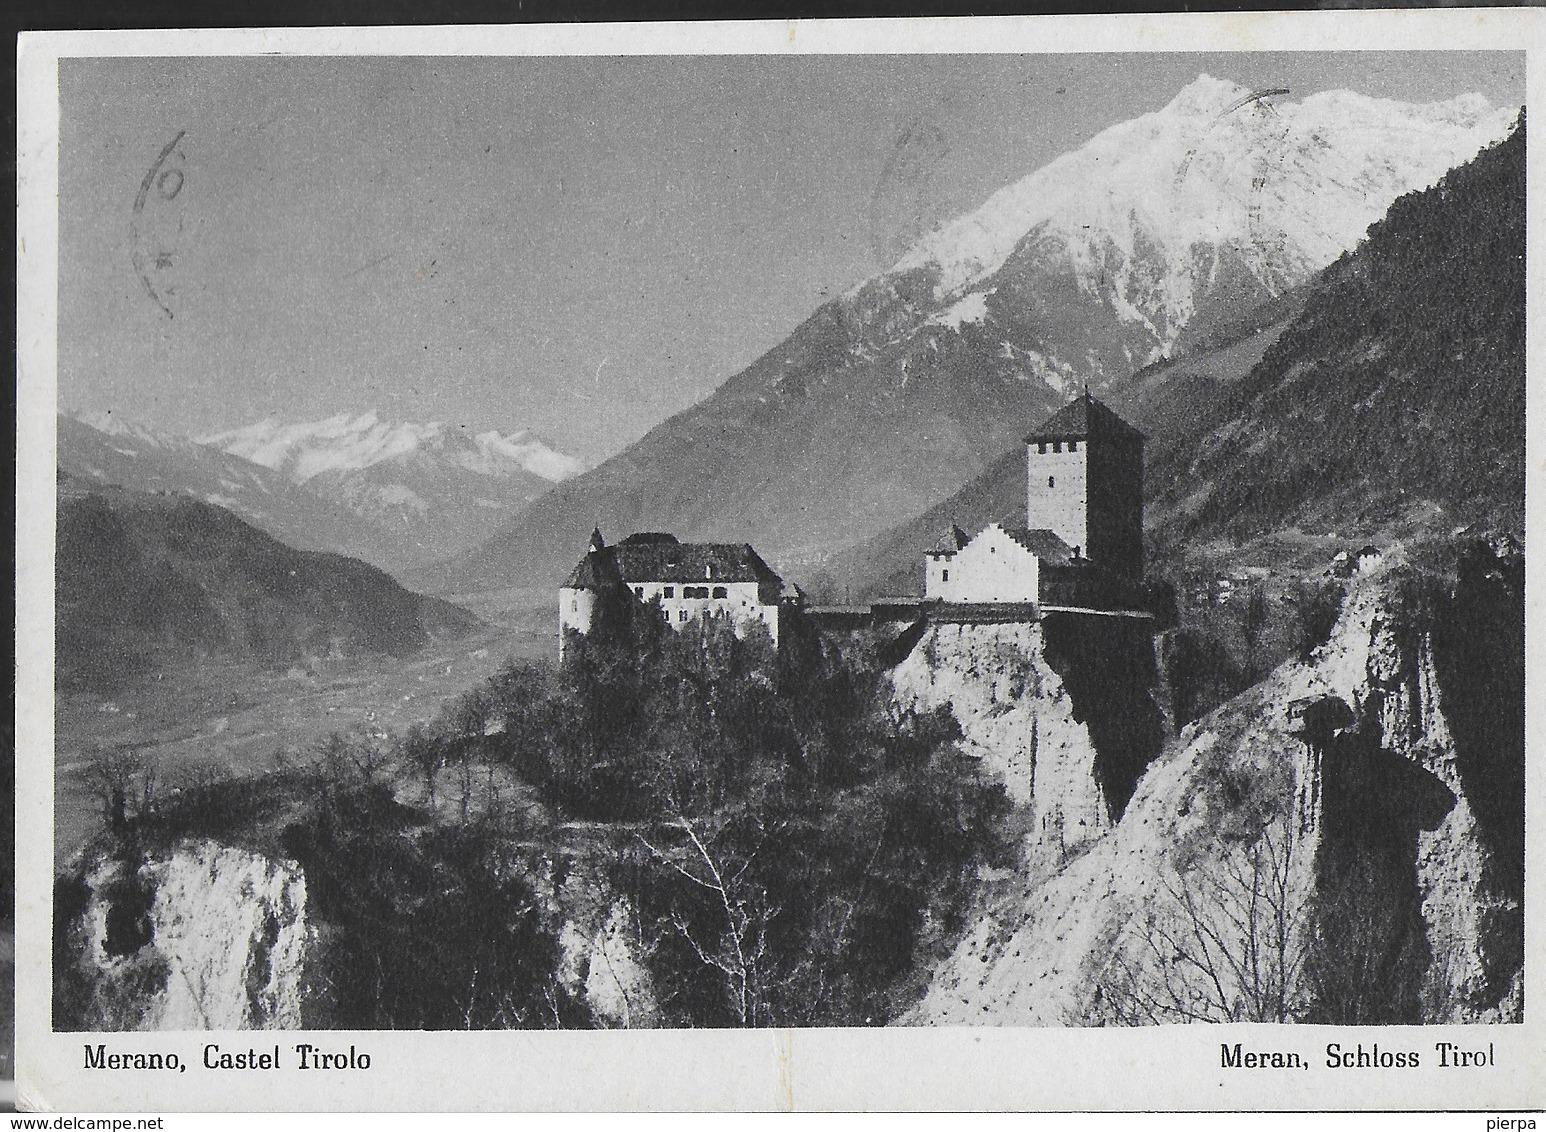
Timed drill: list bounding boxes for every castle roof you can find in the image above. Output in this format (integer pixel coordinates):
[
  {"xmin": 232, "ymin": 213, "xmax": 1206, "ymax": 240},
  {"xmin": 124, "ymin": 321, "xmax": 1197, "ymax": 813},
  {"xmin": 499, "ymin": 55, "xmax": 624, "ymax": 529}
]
[
  {"xmin": 925, "ymin": 524, "xmax": 1075, "ymax": 563},
  {"xmin": 1001, "ymin": 527, "xmax": 1077, "ymax": 563},
  {"xmin": 619, "ymin": 532, "xmax": 679, "ymax": 546},
  {"xmin": 1026, "ymin": 393, "xmax": 1145, "ymax": 445},
  {"xmin": 564, "ymin": 546, "xmax": 624, "ymax": 590},
  {"xmin": 564, "ymin": 534, "xmax": 785, "ymax": 603},
  {"xmin": 925, "ymin": 523, "xmax": 973, "ymax": 557}
]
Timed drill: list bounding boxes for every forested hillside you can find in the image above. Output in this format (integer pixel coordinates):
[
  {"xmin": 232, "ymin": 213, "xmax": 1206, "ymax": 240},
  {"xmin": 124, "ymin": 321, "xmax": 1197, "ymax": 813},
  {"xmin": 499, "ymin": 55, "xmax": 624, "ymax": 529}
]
[
  {"xmin": 1147, "ymin": 115, "xmax": 1525, "ymax": 555},
  {"xmin": 56, "ymin": 478, "xmax": 479, "ymax": 692}
]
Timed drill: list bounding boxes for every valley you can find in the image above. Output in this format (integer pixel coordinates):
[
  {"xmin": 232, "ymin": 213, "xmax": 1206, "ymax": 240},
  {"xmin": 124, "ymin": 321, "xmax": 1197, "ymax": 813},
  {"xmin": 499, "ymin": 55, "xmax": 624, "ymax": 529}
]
[
  {"xmin": 59, "ymin": 410, "xmax": 587, "ymax": 581},
  {"xmin": 53, "ymin": 617, "xmax": 555, "ymax": 864}
]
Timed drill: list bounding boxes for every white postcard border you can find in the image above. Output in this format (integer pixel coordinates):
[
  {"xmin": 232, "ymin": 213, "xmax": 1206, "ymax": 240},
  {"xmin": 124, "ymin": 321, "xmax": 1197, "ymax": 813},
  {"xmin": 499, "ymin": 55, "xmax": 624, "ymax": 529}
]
[{"xmin": 16, "ymin": 9, "xmax": 1546, "ymax": 1112}]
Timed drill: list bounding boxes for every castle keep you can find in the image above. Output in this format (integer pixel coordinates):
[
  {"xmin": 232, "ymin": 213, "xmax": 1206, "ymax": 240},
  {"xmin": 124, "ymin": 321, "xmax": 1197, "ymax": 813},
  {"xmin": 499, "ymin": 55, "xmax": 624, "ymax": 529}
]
[
  {"xmin": 1025, "ymin": 393, "xmax": 1144, "ymax": 581},
  {"xmin": 925, "ymin": 393, "xmax": 1145, "ymax": 611}
]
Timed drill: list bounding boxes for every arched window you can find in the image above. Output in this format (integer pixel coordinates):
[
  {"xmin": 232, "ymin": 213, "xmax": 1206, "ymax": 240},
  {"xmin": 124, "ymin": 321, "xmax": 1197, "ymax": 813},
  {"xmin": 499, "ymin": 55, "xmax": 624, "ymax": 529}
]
[
  {"xmin": 1049, "ymin": 475, "xmax": 1056, "ymax": 488},
  {"xmin": 941, "ymin": 569, "xmax": 949, "ymax": 582}
]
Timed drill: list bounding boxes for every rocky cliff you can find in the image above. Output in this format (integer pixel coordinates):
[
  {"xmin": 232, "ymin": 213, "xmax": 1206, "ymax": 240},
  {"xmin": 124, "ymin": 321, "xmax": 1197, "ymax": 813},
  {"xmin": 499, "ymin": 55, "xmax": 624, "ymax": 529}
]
[
  {"xmin": 55, "ymin": 830, "xmax": 663, "ymax": 1031},
  {"xmin": 891, "ymin": 616, "xmax": 1165, "ymax": 863},
  {"xmin": 908, "ymin": 545, "xmax": 1522, "ymax": 1025},
  {"xmin": 55, "ymin": 840, "xmax": 308, "ymax": 1030},
  {"xmin": 554, "ymin": 898, "xmax": 659, "ymax": 1030}
]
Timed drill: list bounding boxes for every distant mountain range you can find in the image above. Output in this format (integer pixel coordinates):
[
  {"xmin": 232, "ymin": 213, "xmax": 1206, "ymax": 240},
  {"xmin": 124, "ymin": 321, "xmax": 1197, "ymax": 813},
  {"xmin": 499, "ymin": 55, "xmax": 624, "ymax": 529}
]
[
  {"xmin": 202, "ymin": 411, "xmax": 584, "ymax": 485},
  {"xmin": 202, "ymin": 411, "xmax": 585, "ymax": 569},
  {"xmin": 56, "ymin": 475, "xmax": 480, "ymax": 693},
  {"xmin": 58, "ymin": 410, "xmax": 587, "ymax": 577},
  {"xmin": 59, "ymin": 413, "xmax": 407, "ymax": 572},
  {"xmin": 824, "ymin": 115, "xmax": 1525, "ymax": 599},
  {"xmin": 438, "ymin": 76, "xmax": 1515, "ymax": 595}
]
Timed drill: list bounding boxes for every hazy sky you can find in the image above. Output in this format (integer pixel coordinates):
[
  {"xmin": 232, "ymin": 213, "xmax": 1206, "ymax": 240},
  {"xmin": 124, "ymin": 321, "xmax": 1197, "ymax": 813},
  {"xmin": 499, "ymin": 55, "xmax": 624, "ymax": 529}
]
[{"xmin": 59, "ymin": 51, "xmax": 1523, "ymax": 463}]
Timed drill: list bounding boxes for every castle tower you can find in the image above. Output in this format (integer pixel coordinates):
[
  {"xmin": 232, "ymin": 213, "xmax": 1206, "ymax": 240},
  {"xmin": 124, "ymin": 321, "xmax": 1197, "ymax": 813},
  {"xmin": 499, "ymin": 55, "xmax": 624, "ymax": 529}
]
[{"xmin": 1024, "ymin": 392, "xmax": 1145, "ymax": 579}]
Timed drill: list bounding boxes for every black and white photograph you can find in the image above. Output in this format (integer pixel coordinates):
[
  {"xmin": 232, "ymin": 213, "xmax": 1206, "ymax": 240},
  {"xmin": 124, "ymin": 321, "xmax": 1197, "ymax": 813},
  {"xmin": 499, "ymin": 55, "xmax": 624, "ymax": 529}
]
[{"xmin": 14, "ymin": 12, "xmax": 1543, "ymax": 1112}]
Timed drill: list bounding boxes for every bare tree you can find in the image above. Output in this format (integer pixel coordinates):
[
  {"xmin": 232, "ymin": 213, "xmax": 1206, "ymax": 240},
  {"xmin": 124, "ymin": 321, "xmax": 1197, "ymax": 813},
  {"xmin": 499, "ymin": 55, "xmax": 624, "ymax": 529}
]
[
  {"xmin": 1090, "ymin": 819, "xmax": 1309, "ymax": 1025},
  {"xmin": 401, "ymin": 723, "xmax": 442, "ymax": 807},
  {"xmin": 313, "ymin": 729, "xmax": 392, "ymax": 789},
  {"xmin": 437, "ymin": 689, "xmax": 496, "ymax": 823},
  {"xmin": 636, "ymin": 815, "xmax": 782, "ymax": 1027},
  {"xmin": 87, "ymin": 747, "xmax": 156, "ymax": 832},
  {"xmin": 1300, "ymin": 855, "xmax": 1426, "ymax": 1024},
  {"xmin": 457, "ymin": 745, "xmax": 476, "ymax": 824}
]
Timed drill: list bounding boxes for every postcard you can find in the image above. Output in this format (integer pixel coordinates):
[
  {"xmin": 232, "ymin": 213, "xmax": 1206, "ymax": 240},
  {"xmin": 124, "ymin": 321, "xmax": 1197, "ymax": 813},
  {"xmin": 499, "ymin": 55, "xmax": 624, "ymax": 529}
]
[{"xmin": 15, "ymin": 9, "xmax": 1545, "ymax": 1111}]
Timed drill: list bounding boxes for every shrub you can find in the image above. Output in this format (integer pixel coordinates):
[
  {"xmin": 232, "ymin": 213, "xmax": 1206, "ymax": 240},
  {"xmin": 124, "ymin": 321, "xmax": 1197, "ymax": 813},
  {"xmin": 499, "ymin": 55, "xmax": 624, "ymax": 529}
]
[{"xmin": 444, "ymin": 610, "xmax": 1012, "ymax": 1026}]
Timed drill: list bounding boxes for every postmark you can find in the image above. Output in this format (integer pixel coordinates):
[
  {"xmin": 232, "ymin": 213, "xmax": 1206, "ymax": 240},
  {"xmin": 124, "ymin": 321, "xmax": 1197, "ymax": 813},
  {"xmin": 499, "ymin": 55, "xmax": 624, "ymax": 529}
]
[{"xmin": 130, "ymin": 129, "xmax": 187, "ymax": 319}]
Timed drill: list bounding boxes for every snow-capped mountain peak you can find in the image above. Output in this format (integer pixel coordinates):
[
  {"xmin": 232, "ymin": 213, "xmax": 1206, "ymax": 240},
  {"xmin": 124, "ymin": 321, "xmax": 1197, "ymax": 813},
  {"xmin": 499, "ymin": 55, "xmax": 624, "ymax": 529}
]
[
  {"xmin": 69, "ymin": 409, "xmax": 188, "ymax": 450},
  {"xmin": 201, "ymin": 413, "xmax": 586, "ymax": 484},
  {"xmin": 441, "ymin": 75, "xmax": 1523, "ymax": 595},
  {"xmin": 466, "ymin": 429, "xmax": 588, "ymax": 482},
  {"xmin": 881, "ymin": 73, "xmax": 1515, "ymax": 330}
]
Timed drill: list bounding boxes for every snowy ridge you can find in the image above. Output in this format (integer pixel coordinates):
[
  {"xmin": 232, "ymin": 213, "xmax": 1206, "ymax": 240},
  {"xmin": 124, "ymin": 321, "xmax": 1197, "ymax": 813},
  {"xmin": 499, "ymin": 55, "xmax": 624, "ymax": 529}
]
[
  {"xmin": 59, "ymin": 408, "xmax": 583, "ymax": 572},
  {"xmin": 71, "ymin": 410, "xmax": 189, "ymax": 450},
  {"xmin": 882, "ymin": 75, "xmax": 1515, "ymax": 336},
  {"xmin": 202, "ymin": 410, "xmax": 586, "ymax": 484}
]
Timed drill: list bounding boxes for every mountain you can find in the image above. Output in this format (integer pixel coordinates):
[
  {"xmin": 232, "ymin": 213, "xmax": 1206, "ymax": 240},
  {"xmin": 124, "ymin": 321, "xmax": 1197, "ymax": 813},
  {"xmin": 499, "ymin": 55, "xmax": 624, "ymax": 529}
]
[
  {"xmin": 57, "ymin": 413, "xmax": 409, "ymax": 575},
  {"xmin": 440, "ymin": 76, "xmax": 1514, "ymax": 595},
  {"xmin": 821, "ymin": 114, "xmax": 1524, "ymax": 600},
  {"xmin": 816, "ymin": 287, "xmax": 1312, "ymax": 599},
  {"xmin": 202, "ymin": 412, "xmax": 586, "ymax": 566},
  {"xmin": 55, "ymin": 475, "xmax": 481, "ymax": 693},
  {"xmin": 1144, "ymin": 114, "xmax": 1525, "ymax": 557}
]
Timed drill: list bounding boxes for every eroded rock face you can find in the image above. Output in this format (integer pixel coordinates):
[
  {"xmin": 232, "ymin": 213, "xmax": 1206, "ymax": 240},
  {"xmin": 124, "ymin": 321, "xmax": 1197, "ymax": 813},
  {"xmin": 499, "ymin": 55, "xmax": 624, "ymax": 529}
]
[
  {"xmin": 910, "ymin": 555, "xmax": 1522, "ymax": 1026},
  {"xmin": 547, "ymin": 858, "xmax": 660, "ymax": 1030},
  {"xmin": 580, "ymin": 903, "xmax": 659, "ymax": 1029},
  {"xmin": 892, "ymin": 621, "xmax": 1109, "ymax": 861},
  {"xmin": 891, "ymin": 618, "xmax": 1165, "ymax": 861},
  {"xmin": 61, "ymin": 840, "xmax": 308, "ymax": 1030}
]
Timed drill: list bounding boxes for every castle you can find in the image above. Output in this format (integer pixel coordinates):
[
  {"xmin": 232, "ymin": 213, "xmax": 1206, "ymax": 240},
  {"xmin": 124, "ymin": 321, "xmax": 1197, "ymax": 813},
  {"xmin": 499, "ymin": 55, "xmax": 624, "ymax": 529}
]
[
  {"xmin": 558, "ymin": 530, "xmax": 796, "ymax": 656},
  {"xmin": 558, "ymin": 393, "xmax": 1146, "ymax": 657},
  {"xmin": 924, "ymin": 393, "xmax": 1145, "ymax": 609}
]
